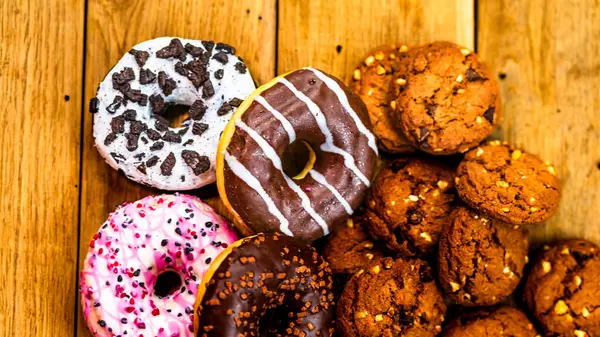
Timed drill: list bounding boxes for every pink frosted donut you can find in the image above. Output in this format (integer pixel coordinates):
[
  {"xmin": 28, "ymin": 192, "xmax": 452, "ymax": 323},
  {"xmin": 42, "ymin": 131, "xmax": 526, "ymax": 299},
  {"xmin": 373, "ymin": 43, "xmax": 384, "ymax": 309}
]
[{"xmin": 79, "ymin": 194, "xmax": 238, "ymax": 337}]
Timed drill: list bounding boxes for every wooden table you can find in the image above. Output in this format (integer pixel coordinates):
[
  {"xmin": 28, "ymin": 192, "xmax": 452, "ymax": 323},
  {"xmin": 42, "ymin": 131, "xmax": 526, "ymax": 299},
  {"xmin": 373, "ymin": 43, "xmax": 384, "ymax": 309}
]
[{"xmin": 1, "ymin": 0, "xmax": 598, "ymax": 336}]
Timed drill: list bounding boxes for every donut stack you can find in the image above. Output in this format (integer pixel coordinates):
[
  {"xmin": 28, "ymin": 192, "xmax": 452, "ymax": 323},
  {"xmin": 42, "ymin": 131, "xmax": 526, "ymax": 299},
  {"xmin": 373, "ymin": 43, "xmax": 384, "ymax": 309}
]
[{"xmin": 80, "ymin": 37, "xmax": 600, "ymax": 337}]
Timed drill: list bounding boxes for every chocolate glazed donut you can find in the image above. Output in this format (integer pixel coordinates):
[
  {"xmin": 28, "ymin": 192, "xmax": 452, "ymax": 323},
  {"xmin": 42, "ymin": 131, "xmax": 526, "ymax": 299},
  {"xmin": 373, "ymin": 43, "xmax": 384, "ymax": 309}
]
[
  {"xmin": 194, "ymin": 232, "xmax": 335, "ymax": 337},
  {"xmin": 217, "ymin": 68, "xmax": 379, "ymax": 242}
]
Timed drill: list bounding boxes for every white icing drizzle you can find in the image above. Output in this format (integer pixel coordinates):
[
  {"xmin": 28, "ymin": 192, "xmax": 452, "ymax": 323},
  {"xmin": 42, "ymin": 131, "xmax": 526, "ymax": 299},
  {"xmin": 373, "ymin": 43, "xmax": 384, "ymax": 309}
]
[
  {"xmin": 308, "ymin": 169, "xmax": 353, "ymax": 215},
  {"xmin": 278, "ymin": 78, "xmax": 371, "ymax": 186},
  {"xmin": 223, "ymin": 151, "xmax": 293, "ymax": 236},
  {"xmin": 254, "ymin": 95, "xmax": 296, "ymax": 144},
  {"xmin": 236, "ymin": 121, "xmax": 329, "ymax": 235},
  {"xmin": 305, "ymin": 67, "xmax": 379, "ymax": 154}
]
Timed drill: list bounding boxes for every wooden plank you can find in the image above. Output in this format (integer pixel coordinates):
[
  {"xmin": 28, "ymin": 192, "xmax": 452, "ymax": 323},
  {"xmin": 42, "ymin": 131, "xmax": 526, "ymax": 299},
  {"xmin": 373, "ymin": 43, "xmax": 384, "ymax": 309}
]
[
  {"xmin": 478, "ymin": 0, "xmax": 600, "ymax": 244},
  {"xmin": 77, "ymin": 0, "xmax": 276, "ymax": 335},
  {"xmin": 0, "ymin": 0, "xmax": 84, "ymax": 336},
  {"xmin": 278, "ymin": 0, "xmax": 474, "ymax": 81}
]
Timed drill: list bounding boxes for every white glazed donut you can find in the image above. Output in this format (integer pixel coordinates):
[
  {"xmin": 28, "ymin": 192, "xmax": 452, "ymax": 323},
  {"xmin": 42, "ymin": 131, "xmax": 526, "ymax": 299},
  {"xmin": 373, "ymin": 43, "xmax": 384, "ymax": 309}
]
[
  {"xmin": 79, "ymin": 194, "xmax": 238, "ymax": 337},
  {"xmin": 90, "ymin": 37, "xmax": 256, "ymax": 190}
]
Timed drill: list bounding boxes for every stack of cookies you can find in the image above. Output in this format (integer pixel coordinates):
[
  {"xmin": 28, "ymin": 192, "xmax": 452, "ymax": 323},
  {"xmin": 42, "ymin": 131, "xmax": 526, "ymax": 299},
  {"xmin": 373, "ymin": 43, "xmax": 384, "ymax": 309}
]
[{"xmin": 324, "ymin": 41, "xmax": 600, "ymax": 337}]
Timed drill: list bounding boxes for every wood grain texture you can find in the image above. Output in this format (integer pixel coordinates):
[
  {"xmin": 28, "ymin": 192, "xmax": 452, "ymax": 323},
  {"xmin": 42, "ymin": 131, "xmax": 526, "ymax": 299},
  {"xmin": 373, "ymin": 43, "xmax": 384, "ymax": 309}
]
[
  {"xmin": 77, "ymin": 0, "xmax": 276, "ymax": 335},
  {"xmin": 277, "ymin": 0, "xmax": 474, "ymax": 80},
  {"xmin": 0, "ymin": 0, "xmax": 84, "ymax": 336},
  {"xmin": 478, "ymin": 0, "xmax": 600, "ymax": 244}
]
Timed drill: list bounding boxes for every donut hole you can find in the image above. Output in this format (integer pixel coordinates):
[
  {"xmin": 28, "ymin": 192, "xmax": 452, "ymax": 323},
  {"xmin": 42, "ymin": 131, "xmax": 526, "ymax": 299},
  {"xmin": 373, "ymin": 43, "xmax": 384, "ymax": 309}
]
[
  {"xmin": 282, "ymin": 141, "xmax": 316, "ymax": 179},
  {"xmin": 153, "ymin": 270, "xmax": 183, "ymax": 298},
  {"xmin": 162, "ymin": 104, "xmax": 190, "ymax": 128}
]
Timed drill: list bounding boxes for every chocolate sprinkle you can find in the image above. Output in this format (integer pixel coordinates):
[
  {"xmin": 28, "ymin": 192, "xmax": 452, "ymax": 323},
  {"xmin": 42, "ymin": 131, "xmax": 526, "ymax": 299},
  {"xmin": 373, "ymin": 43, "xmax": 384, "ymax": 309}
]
[
  {"xmin": 182, "ymin": 59, "xmax": 210, "ymax": 89},
  {"xmin": 174, "ymin": 62, "xmax": 187, "ymax": 76},
  {"xmin": 156, "ymin": 38, "xmax": 186, "ymax": 61},
  {"xmin": 212, "ymin": 52, "xmax": 228, "ymax": 64},
  {"xmin": 214, "ymin": 69, "xmax": 224, "ymax": 80},
  {"xmin": 110, "ymin": 152, "xmax": 126, "ymax": 163},
  {"xmin": 139, "ymin": 68, "xmax": 157, "ymax": 84},
  {"xmin": 106, "ymin": 96, "xmax": 123, "ymax": 114},
  {"xmin": 146, "ymin": 156, "xmax": 159, "ymax": 167},
  {"xmin": 182, "ymin": 150, "xmax": 210, "ymax": 175},
  {"xmin": 202, "ymin": 80, "xmax": 215, "ymax": 98},
  {"xmin": 136, "ymin": 163, "xmax": 147, "ymax": 174},
  {"xmin": 183, "ymin": 139, "xmax": 194, "ymax": 146},
  {"xmin": 134, "ymin": 153, "xmax": 145, "ymax": 161},
  {"xmin": 149, "ymin": 94, "xmax": 166, "ymax": 114},
  {"xmin": 104, "ymin": 133, "xmax": 117, "ymax": 146},
  {"xmin": 119, "ymin": 84, "xmax": 147, "ymax": 104},
  {"xmin": 215, "ymin": 42, "xmax": 236, "ymax": 55},
  {"xmin": 229, "ymin": 98, "xmax": 243, "ymax": 107},
  {"xmin": 160, "ymin": 152, "xmax": 176, "ymax": 175},
  {"xmin": 184, "ymin": 43, "xmax": 205, "ymax": 57},
  {"xmin": 466, "ymin": 68, "xmax": 485, "ymax": 82},
  {"xmin": 202, "ymin": 41, "xmax": 215, "ymax": 54},
  {"xmin": 123, "ymin": 109, "xmax": 137, "ymax": 121},
  {"xmin": 217, "ymin": 102, "xmax": 232, "ymax": 116},
  {"xmin": 89, "ymin": 97, "xmax": 99, "ymax": 113},
  {"xmin": 125, "ymin": 133, "xmax": 139, "ymax": 151},
  {"xmin": 129, "ymin": 49, "xmax": 150, "ymax": 67},
  {"xmin": 234, "ymin": 62, "xmax": 247, "ymax": 74},
  {"xmin": 162, "ymin": 130, "xmax": 182, "ymax": 143},
  {"xmin": 150, "ymin": 141, "xmax": 164, "ymax": 151},
  {"xmin": 484, "ymin": 107, "xmax": 495, "ymax": 123},
  {"xmin": 425, "ymin": 104, "xmax": 437, "ymax": 118},
  {"xmin": 146, "ymin": 129, "xmax": 162, "ymax": 141},
  {"xmin": 158, "ymin": 71, "xmax": 177, "ymax": 96},
  {"xmin": 418, "ymin": 127, "xmax": 430, "ymax": 143},
  {"xmin": 178, "ymin": 127, "xmax": 189, "ymax": 136},
  {"xmin": 110, "ymin": 116, "xmax": 125, "ymax": 133},
  {"xmin": 130, "ymin": 121, "xmax": 147, "ymax": 134},
  {"xmin": 155, "ymin": 116, "xmax": 169, "ymax": 131},
  {"xmin": 192, "ymin": 123, "xmax": 208, "ymax": 136},
  {"xmin": 112, "ymin": 68, "xmax": 135, "ymax": 88},
  {"xmin": 188, "ymin": 100, "xmax": 207, "ymax": 120}
]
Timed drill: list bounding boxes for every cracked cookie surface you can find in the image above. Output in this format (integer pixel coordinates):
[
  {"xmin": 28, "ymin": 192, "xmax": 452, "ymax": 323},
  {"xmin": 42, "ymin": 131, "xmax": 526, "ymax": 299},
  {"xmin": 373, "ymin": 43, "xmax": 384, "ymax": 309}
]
[
  {"xmin": 524, "ymin": 239, "xmax": 600, "ymax": 337},
  {"xmin": 337, "ymin": 257, "xmax": 446, "ymax": 337},
  {"xmin": 391, "ymin": 41, "xmax": 500, "ymax": 154},
  {"xmin": 456, "ymin": 141, "xmax": 561, "ymax": 224},
  {"xmin": 442, "ymin": 306, "xmax": 539, "ymax": 337},
  {"xmin": 365, "ymin": 158, "xmax": 455, "ymax": 256},
  {"xmin": 323, "ymin": 216, "xmax": 387, "ymax": 275},
  {"xmin": 350, "ymin": 44, "xmax": 415, "ymax": 153},
  {"xmin": 437, "ymin": 205, "xmax": 529, "ymax": 306}
]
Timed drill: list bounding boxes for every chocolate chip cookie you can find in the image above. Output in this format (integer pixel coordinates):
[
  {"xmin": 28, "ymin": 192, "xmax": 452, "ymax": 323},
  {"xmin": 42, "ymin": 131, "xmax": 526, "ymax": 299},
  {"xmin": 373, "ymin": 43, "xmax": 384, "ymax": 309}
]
[
  {"xmin": 350, "ymin": 44, "xmax": 415, "ymax": 153},
  {"xmin": 323, "ymin": 216, "xmax": 387, "ymax": 275},
  {"xmin": 438, "ymin": 205, "xmax": 529, "ymax": 306},
  {"xmin": 456, "ymin": 141, "xmax": 561, "ymax": 224},
  {"xmin": 391, "ymin": 41, "xmax": 500, "ymax": 154},
  {"xmin": 524, "ymin": 239, "xmax": 600, "ymax": 337},
  {"xmin": 442, "ymin": 306, "xmax": 539, "ymax": 337},
  {"xmin": 365, "ymin": 158, "xmax": 455, "ymax": 256},
  {"xmin": 337, "ymin": 257, "xmax": 446, "ymax": 337}
]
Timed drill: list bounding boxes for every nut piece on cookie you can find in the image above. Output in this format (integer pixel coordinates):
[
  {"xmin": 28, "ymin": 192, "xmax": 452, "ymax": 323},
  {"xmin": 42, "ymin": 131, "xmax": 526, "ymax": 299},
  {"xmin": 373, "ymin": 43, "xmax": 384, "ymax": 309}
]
[
  {"xmin": 437, "ymin": 205, "xmax": 529, "ymax": 306},
  {"xmin": 337, "ymin": 257, "xmax": 446, "ymax": 337},
  {"xmin": 365, "ymin": 158, "xmax": 455, "ymax": 256},
  {"xmin": 455, "ymin": 141, "xmax": 561, "ymax": 224},
  {"xmin": 391, "ymin": 41, "xmax": 501, "ymax": 154},
  {"xmin": 442, "ymin": 306, "xmax": 539, "ymax": 337},
  {"xmin": 323, "ymin": 216, "xmax": 387, "ymax": 275},
  {"xmin": 524, "ymin": 239, "xmax": 600, "ymax": 337},
  {"xmin": 350, "ymin": 44, "xmax": 415, "ymax": 153}
]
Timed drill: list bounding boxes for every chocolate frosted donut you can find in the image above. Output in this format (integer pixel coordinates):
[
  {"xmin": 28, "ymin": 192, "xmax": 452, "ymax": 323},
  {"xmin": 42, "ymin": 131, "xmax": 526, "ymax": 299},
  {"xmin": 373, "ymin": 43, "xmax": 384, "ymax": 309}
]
[
  {"xmin": 91, "ymin": 37, "xmax": 255, "ymax": 190},
  {"xmin": 194, "ymin": 232, "xmax": 335, "ymax": 337},
  {"xmin": 216, "ymin": 68, "xmax": 378, "ymax": 241}
]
